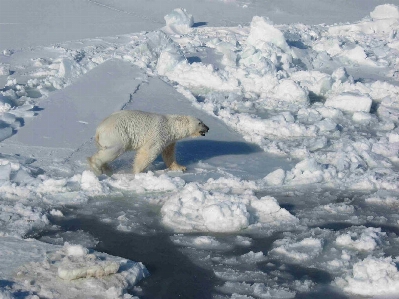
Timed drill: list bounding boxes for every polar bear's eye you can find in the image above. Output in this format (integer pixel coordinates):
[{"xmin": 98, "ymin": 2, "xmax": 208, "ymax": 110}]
[{"xmin": 198, "ymin": 122, "xmax": 201, "ymax": 125}]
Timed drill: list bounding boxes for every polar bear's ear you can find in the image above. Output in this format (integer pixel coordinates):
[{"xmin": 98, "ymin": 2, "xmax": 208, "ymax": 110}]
[
  {"xmin": 168, "ymin": 115, "xmax": 193, "ymax": 139},
  {"xmin": 172, "ymin": 116, "xmax": 190, "ymax": 129},
  {"xmin": 174, "ymin": 115, "xmax": 190, "ymax": 124}
]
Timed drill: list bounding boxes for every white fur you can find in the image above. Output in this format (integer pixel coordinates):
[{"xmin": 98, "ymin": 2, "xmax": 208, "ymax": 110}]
[{"xmin": 88, "ymin": 110, "xmax": 208, "ymax": 174}]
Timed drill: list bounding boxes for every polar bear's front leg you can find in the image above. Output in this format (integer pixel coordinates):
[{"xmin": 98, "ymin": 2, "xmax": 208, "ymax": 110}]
[
  {"xmin": 162, "ymin": 142, "xmax": 187, "ymax": 172},
  {"xmin": 133, "ymin": 144, "xmax": 162, "ymax": 174}
]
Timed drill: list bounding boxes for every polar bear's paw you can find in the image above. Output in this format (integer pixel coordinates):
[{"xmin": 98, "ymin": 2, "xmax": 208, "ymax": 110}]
[
  {"xmin": 101, "ymin": 163, "xmax": 113, "ymax": 176},
  {"xmin": 169, "ymin": 162, "xmax": 187, "ymax": 172},
  {"xmin": 87, "ymin": 157, "xmax": 103, "ymax": 175}
]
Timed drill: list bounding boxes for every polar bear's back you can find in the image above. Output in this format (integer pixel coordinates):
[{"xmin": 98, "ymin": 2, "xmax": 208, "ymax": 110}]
[{"xmin": 96, "ymin": 110, "xmax": 165, "ymax": 150}]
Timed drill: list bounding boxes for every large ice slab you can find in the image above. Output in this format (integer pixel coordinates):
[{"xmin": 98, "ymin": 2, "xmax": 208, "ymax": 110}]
[{"xmin": 4, "ymin": 59, "xmax": 143, "ymax": 149}]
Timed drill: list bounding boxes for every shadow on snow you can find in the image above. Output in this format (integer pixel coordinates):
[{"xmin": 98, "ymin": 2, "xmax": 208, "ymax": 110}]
[
  {"xmin": 110, "ymin": 139, "xmax": 261, "ymax": 173},
  {"xmin": 176, "ymin": 139, "xmax": 262, "ymax": 164}
]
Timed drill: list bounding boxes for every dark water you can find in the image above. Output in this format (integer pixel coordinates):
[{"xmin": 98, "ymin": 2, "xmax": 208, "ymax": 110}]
[
  {"xmin": 31, "ymin": 212, "xmax": 352, "ymax": 299},
  {"xmin": 34, "ymin": 212, "xmax": 221, "ymax": 299}
]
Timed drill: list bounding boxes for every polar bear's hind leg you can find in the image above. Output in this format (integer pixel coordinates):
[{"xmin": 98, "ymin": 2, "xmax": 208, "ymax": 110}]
[
  {"xmin": 87, "ymin": 156, "xmax": 102, "ymax": 175},
  {"xmin": 88, "ymin": 145, "xmax": 124, "ymax": 175},
  {"xmin": 162, "ymin": 142, "xmax": 186, "ymax": 172}
]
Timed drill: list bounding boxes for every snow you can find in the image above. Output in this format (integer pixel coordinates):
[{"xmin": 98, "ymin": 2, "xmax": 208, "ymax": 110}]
[
  {"xmin": 370, "ymin": 4, "xmax": 399, "ymax": 20},
  {"xmin": 164, "ymin": 8, "xmax": 194, "ymax": 34},
  {"xmin": 270, "ymin": 237, "xmax": 324, "ymax": 262},
  {"xmin": 246, "ymin": 16, "xmax": 290, "ymax": 53},
  {"xmin": 57, "ymin": 245, "xmax": 120, "ymax": 280},
  {"xmin": 161, "ymin": 178, "xmax": 298, "ymax": 233},
  {"xmin": 264, "ymin": 168, "xmax": 286, "ymax": 186},
  {"xmin": 335, "ymin": 227, "xmax": 385, "ymax": 252},
  {"xmin": 161, "ymin": 181, "xmax": 251, "ymax": 233},
  {"xmin": 325, "ymin": 92, "xmax": 373, "ymax": 113},
  {"xmin": 20, "ymin": 243, "xmax": 147, "ymax": 298},
  {"xmin": 218, "ymin": 281, "xmax": 296, "ymax": 299},
  {"xmin": 106, "ymin": 172, "xmax": 185, "ymax": 193},
  {"xmin": 1, "ymin": 0, "xmax": 399, "ymax": 298},
  {"xmin": 336, "ymin": 256, "xmax": 399, "ymax": 296},
  {"xmin": 172, "ymin": 235, "xmax": 231, "ymax": 250}
]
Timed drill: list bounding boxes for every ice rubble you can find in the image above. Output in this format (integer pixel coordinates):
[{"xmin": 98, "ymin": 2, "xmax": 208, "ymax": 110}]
[
  {"xmin": 13, "ymin": 243, "xmax": 148, "ymax": 298},
  {"xmin": 0, "ymin": 158, "xmax": 185, "ymax": 202},
  {"xmin": 142, "ymin": 8, "xmax": 399, "ymax": 195},
  {"xmin": 57, "ymin": 244, "xmax": 120, "ymax": 280},
  {"xmin": 335, "ymin": 227, "xmax": 383, "ymax": 252},
  {"xmin": 324, "ymin": 92, "xmax": 372, "ymax": 113},
  {"xmin": 218, "ymin": 281, "xmax": 295, "ymax": 299},
  {"xmin": 264, "ymin": 225, "xmax": 395, "ymax": 295},
  {"xmin": 365, "ymin": 193, "xmax": 399, "ymax": 206},
  {"xmin": 171, "ymin": 234, "xmax": 234, "ymax": 250},
  {"xmin": 370, "ymin": 4, "xmax": 399, "ymax": 19},
  {"xmin": 107, "ymin": 172, "xmax": 185, "ymax": 193},
  {"xmin": 270, "ymin": 237, "xmax": 324, "ymax": 262},
  {"xmin": 246, "ymin": 16, "xmax": 290, "ymax": 53},
  {"xmin": 336, "ymin": 256, "xmax": 399, "ymax": 296},
  {"xmin": 161, "ymin": 177, "xmax": 298, "ymax": 233},
  {"xmin": 0, "ymin": 201, "xmax": 49, "ymax": 238},
  {"xmin": 164, "ymin": 8, "xmax": 194, "ymax": 34}
]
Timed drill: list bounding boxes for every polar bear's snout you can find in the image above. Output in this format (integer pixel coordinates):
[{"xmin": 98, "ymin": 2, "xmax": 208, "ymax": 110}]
[{"xmin": 200, "ymin": 123, "xmax": 209, "ymax": 136}]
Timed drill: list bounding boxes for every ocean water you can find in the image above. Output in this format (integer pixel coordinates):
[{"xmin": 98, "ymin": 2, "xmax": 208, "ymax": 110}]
[{"xmin": 28, "ymin": 191, "xmax": 372, "ymax": 299}]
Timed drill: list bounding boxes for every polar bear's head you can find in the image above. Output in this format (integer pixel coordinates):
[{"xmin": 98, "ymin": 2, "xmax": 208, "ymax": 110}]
[
  {"xmin": 169, "ymin": 115, "xmax": 209, "ymax": 139},
  {"xmin": 187, "ymin": 116, "xmax": 209, "ymax": 137}
]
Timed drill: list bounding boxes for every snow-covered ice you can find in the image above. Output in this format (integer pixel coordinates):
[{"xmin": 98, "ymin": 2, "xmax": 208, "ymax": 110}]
[
  {"xmin": 1, "ymin": 0, "xmax": 399, "ymax": 298},
  {"xmin": 9, "ymin": 241, "xmax": 147, "ymax": 298},
  {"xmin": 161, "ymin": 178, "xmax": 299, "ymax": 233},
  {"xmin": 336, "ymin": 256, "xmax": 399, "ymax": 296}
]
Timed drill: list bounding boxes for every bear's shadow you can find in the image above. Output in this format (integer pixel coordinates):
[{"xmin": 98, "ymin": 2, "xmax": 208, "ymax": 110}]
[
  {"xmin": 175, "ymin": 139, "xmax": 261, "ymax": 164},
  {"xmin": 110, "ymin": 140, "xmax": 261, "ymax": 173}
]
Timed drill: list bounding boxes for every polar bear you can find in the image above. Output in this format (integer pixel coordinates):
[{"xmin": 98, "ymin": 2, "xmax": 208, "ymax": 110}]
[{"xmin": 88, "ymin": 110, "xmax": 209, "ymax": 175}]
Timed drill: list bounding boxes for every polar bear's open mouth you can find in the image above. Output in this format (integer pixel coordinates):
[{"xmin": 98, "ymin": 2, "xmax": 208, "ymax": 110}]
[{"xmin": 200, "ymin": 124, "xmax": 209, "ymax": 136}]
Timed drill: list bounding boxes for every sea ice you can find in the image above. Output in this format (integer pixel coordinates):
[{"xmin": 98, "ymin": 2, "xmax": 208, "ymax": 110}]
[
  {"xmin": 264, "ymin": 168, "xmax": 286, "ymax": 186},
  {"xmin": 335, "ymin": 227, "xmax": 384, "ymax": 252},
  {"xmin": 270, "ymin": 237, "xmax": 324, "ymax": 262},
  {"xmin": 246, "ymin": 16, "xmax": 290, "ymax": 53},
  {"xmin": 336, "ymin": 256, "xmax": 399, "ymax": 296},
  {"xmin": 12, "ymin": 243, "xmax": 148, "ymax": 298},
  {"xmin": 370, "ymin": 4, "xmax": 399, "ymax": 20},
  {"xmin": 106, "ymin": 172, "xmax": 185, "ymax": 193},
  {"xmin": 80, "ymin": 170, "xmax": 109, "ymax": 195},
  {"xmin": 164, "ymin": 8, "xmax": 194, "ymax": 34},
  {"xmin": 0, "ymin": 64, "xmax": 10, "ymax": 76},
  {"xmin": 325, "ymin": 92, "xmax": 372, "ymax": 113},
  {"xmin": 161, "ymin": 178, "xmax": 297, "ymax": 232}
]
